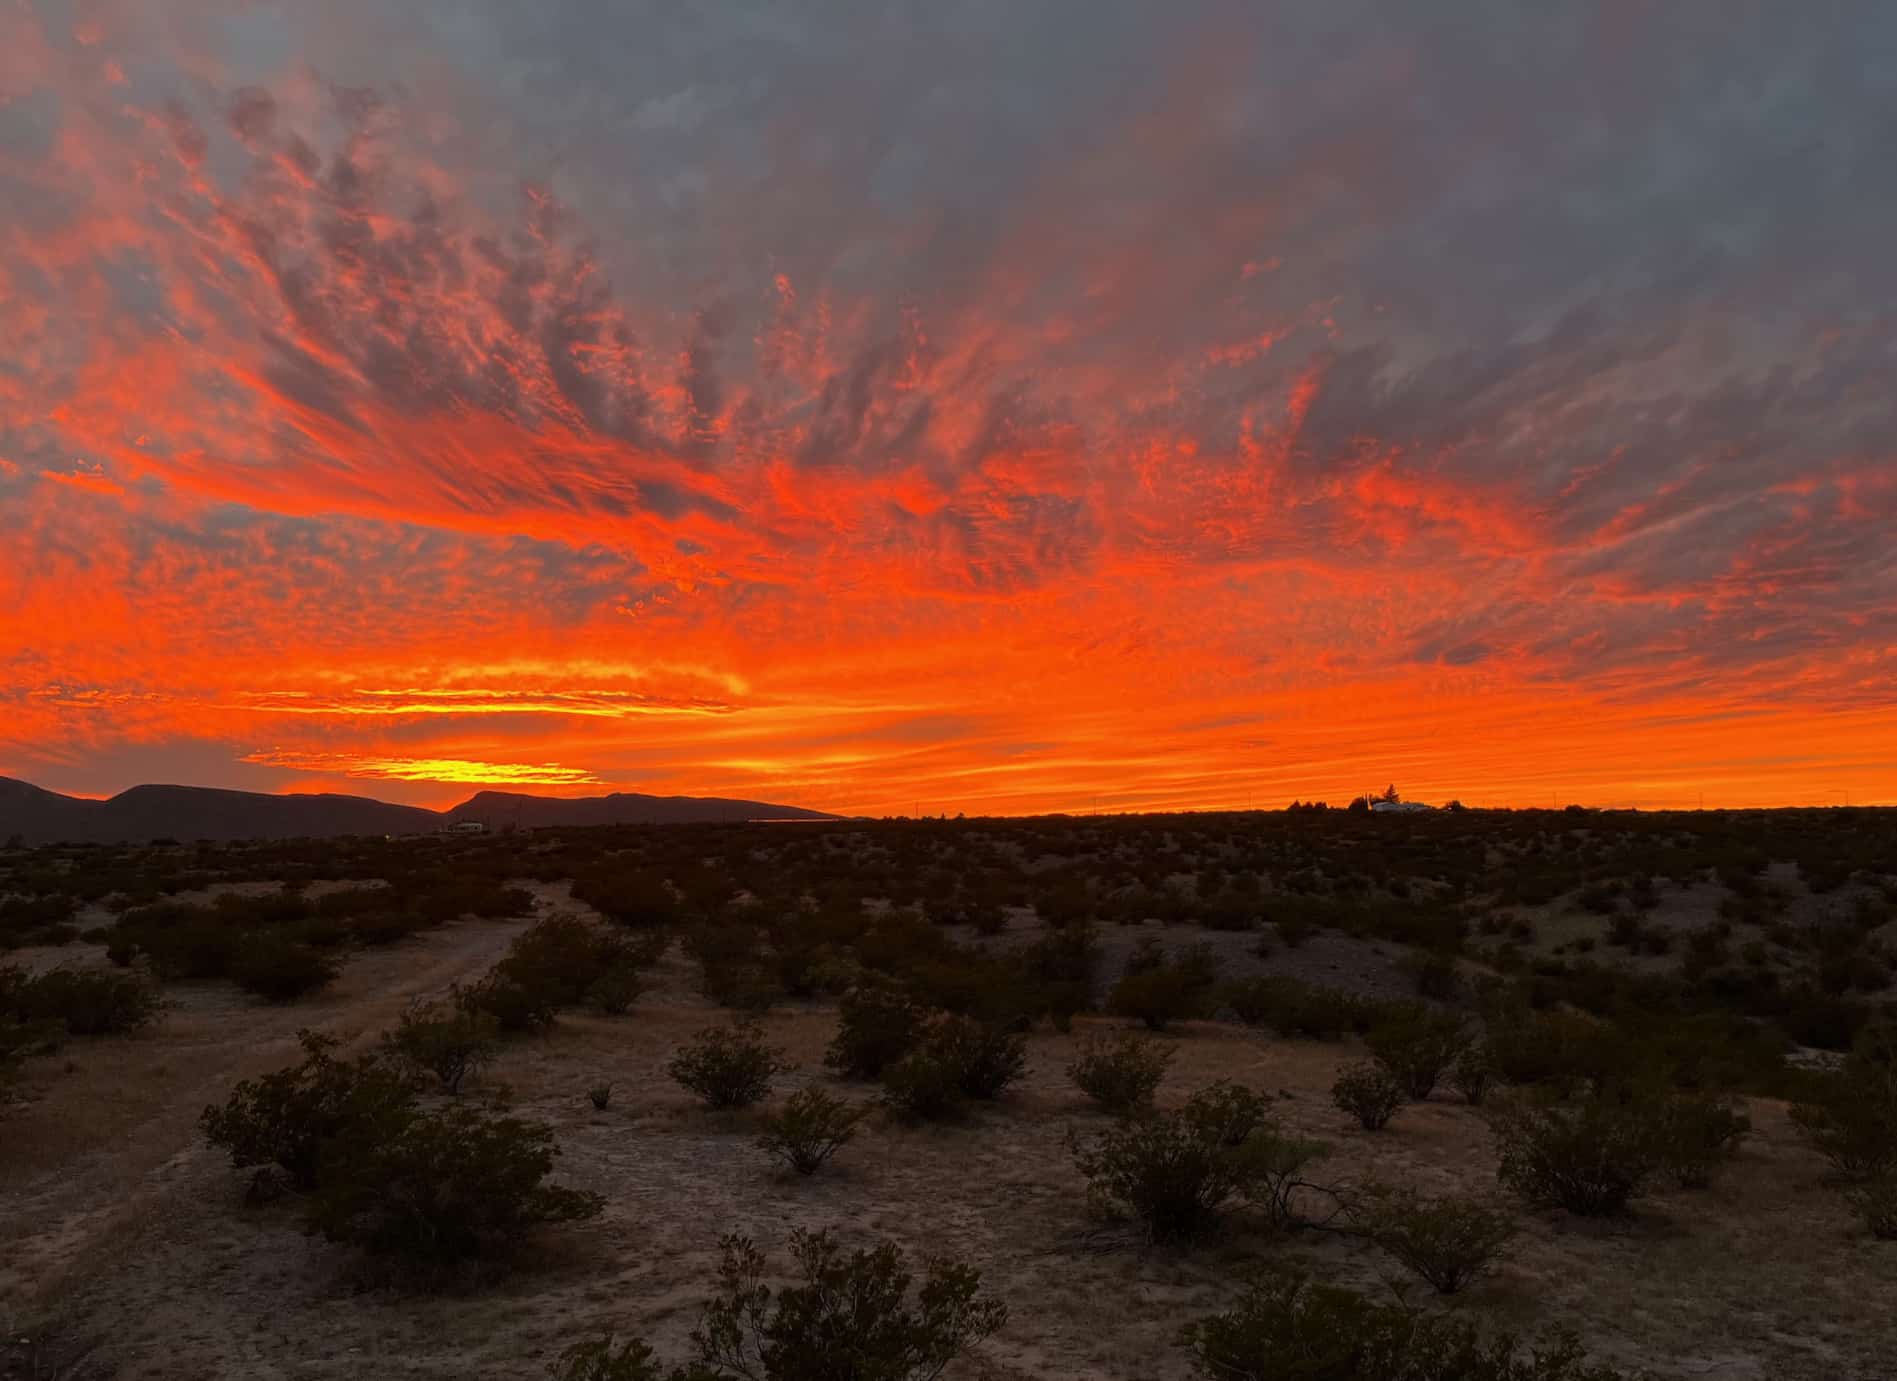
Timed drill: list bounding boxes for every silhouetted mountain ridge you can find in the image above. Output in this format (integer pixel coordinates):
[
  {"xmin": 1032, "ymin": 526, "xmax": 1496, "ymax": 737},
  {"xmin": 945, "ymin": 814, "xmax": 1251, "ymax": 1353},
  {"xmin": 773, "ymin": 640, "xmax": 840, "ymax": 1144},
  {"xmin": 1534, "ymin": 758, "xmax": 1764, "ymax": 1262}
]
[{"xmin": 0, "ymin": 777, "xmax": 837, "ymax": 845}]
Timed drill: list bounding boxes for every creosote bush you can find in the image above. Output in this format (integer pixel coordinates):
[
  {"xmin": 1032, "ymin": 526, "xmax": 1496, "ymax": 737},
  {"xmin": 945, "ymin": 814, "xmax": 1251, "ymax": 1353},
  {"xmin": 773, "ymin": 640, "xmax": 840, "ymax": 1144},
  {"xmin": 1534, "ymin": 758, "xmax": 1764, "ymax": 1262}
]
[
  {"xmin": 200, "ymin": 1030, "xmax": 417, "ymax": 1191},
  {"xmin": 1450, "ymin": 1044, "xmax": 1494, "ymax": 1106},
  {"xmin": 1332, "ymin": 1061, "xmax": 1406, "ymax": 1131},
  {"xmin": 580, "ymin": 1228, "xmax": 1005, "ymax": 1381},
  {"xmin": 1366, "ymin": 1003, "xmax": 1471, "ymax": 1101},
  {"xmin": 756, "ymin": 1087, "xmax": 868, "ymax": 1175},
  {"xmin": 1847, "ymin": 1174, "xmax": 1897, "ymax": 1240},
  {"xmin": 1790, "ymin": 1053, "xmax": 1897, "ymax": 1181},
  {"xmin": 383, "ymin": 1000, "xmax": 500, "ymax": 1094},
  {"xmin": 1487, "ymin": 1094, "xmax": 1661, "ymax": 1216},
  {"xmin": 668, "ymin": 1021, "xmax": 792, "ymax": 1109},
  {"xmin": 230, "ymin": 932, "xmax": 338, "ymax": 1003},
  {"xmin": 1184, "ymin": 1080, "xmax": 1272, "ymax": 1147},
  {"xmin": 1, "ymin": 963, "xmax": 162, "ymax": 1037},
  {"xmin": 1356, "ymin": 1185, "xmax": 1517, "ymax": 1294},
  {"xmin": 1183, "ymin": 1273, "xmax": 1648, "ymax": 1381},
  {"xmin": 1068, "ymin": 1030, "xmax": 1174, "ymax": 1114},
  {"xmin": 1071, "ymin": 1095, "xmax": 1331, "ymax": 1242},
  {"xmin": 1653, "ymin": 1092, "xmax": 1749, "ymax": 1189},
  {"xmin": 825, "ymin": 986, "xmax": 927, "ymax": 1080},
  {"xmin": 307, "ymin": 1101, "xmax": 603, "ymax": 1274},
  {"xmin": 1106, "ymin": 943, "xmax": 1222, "ymax": 1030}
]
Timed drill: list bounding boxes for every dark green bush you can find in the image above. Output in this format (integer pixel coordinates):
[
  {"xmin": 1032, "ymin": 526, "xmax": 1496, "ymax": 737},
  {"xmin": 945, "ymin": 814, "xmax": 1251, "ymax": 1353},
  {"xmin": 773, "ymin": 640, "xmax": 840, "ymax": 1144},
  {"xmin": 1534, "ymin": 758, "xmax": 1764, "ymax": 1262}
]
[
  {"xmin": 756, "ymin": 1088, "xmax": 869, "ymax": 1175},
  {"xmin": 922, "ymin": 1014, "xmax": 1028, "ymax": 1100},
  {"xmin": 200, "ymin": 1030, "xmax": 418, "ymax": 1191},
  {"xmin": 669, "ymin": 1021, "xmax": 791, "ymax": 1109},
  {"xmin": 1847, "ymin": 1174, "xmax": 1897, "ymax": 1239},
  {"xmin": 1183, "ymin": 1081, "xmax": 1272, "ymax": 1147},
  {"xmin": 1332, "ymin": 1062, "xmax": 1405, "ymax": 1131},
  {"xmin": 1366, "ymin": 1004, "xmax": 1471, "ymax": 1101},
  {"xmin": 383, "ymin": 1001, "xmax": 500, "ymax": 1094},
  {"xmin": 1450, "ymin": 1044, "xmax": 1494, "ymax": 1106},
  {"xmin": 1106, "ymin": 944, "xmax": 1221, "ymax": 1030},
  {"xmin": 690, "ymin": 1229, "xmax": 1007, "ymax": 1381},
  {"xmin": 1070, "ymin": 1108, "xmax": 1248, "ymax": 1241},
  {"xmin": 1356, "ymin": 1185, "xmax": 1517, "ymax": 1293},
  {"xmin": 230, "ymin": 932, "xmax": 338, "ymax": 1002},
  {"xmin": 1221, "ymin": 976, "xmax": 1372, "ymax": 1039},
  {"xmin": 0, "ymin": 964, "xmax": 161, "ymax": 1035},
  {"xmin": 551, "ymin": 1336, "xmax": 668, "ymax": 1381},
  {"xmin": 1789, "ymin": 1052, "xmax": 1897, "ymax": 1181},
  {"xmin": 306, "ymin": 1102, "xmax": 603, "ymax": 1273},
  {"xmin": 1652, "ymin": 1093, "xmax": 1749, "ymax": 1188},
  {"xmin": 880, "ymin": 1042, "xmax": 969, "ymax": 1122},
  {"xmin": 1068, "ymin": 1030, "xmax": 1174, "ymax": 1113},
  {"xmin": 1183, "ymin": 1272, "xmax": 1647, "ymax": 1380},
  {"xmin": 1488, "ymin": 1095, "xmax": 1661, "ymax": 1216},
  {"xmin": 824, "ymin": 987, "xmax": 927, "ymax": 1080}
]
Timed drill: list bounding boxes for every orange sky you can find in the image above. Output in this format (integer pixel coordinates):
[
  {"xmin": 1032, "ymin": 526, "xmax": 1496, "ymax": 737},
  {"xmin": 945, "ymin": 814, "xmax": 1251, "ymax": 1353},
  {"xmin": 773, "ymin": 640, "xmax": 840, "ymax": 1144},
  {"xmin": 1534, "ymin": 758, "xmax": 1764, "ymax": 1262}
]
[{"xmin": 1, "ymin": 3, "xmax": 1892, "ymax": 813}]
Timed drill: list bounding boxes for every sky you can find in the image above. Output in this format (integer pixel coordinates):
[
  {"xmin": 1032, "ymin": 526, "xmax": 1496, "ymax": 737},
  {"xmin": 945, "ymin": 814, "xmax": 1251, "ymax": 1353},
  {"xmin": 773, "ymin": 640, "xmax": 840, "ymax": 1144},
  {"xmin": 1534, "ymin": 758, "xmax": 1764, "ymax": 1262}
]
[{"xmin": 2, "ymin": 0, "xmax": 1894, "ymax": 815}]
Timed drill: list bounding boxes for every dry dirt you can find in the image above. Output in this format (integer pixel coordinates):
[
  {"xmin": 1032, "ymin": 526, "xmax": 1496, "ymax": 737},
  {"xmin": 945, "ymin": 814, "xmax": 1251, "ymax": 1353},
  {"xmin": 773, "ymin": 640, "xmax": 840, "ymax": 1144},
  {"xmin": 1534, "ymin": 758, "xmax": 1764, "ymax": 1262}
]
[{"xmin": 4, "ymin": 898, "xmax": 1895, "ymax": 1381}]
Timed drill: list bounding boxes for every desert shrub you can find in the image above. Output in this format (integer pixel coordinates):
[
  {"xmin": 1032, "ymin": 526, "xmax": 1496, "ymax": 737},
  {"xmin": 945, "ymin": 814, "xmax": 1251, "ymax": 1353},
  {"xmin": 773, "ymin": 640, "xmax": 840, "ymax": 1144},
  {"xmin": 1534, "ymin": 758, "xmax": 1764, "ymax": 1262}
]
[
  {"xmin": 922, "ymin": 1014, "xmax": 1028, "ymax": 1100},
  {"xmin": 880, "ymin": 1042, "xmax": 969, "ymax": 1122},
  {"xmin": 587, "ymin": 964, "xmax": 645, "ymax": 1016},
  {"xmin": 200, "ymin": 1030, "xmax": 418, "ymax": 1191},
  {"xmin": 1482, "ymin": 1006, "xmax": 1636, "ymax": 1096},
  {"xmin": 1450, "ymin": 1044, "xmax": 1494, "ymax": 1106},
  {"xmin": 1227, "ymin": 1124, "xmax": 1334, "ymax": 1233},
  {"xmin": 1652, "ymin": 1093, "xmax": 1749, "ymax": 1188},
  {"xmin": 230, "ymin": 932, "xmax": 338, "ymax": 1003},
  {"xmin": 1107, "ymin": 944, "xmax": 1222, "ymax": 1030},
  {"xmin": 498, "ymin": 913, "xmax": 629, "ymax": 1010},
  {"xmin": 1487, "ymin": 1094, "xmax": 1661, "ymax": 1216},
  {"xmin": 1070, "ymin": 1107, "xmax": 1249, "ymax": 1242},
  {"xmin": 456, "ymin": 970, "xmax": 560, "ymax": 1034},
  {"xmin": 1847, "ymin": 1174, "xmax": 1897, "ymax": 1239},
  {"xmin": 1221, "ymin": 976, "xmax": 1372, "ymax": 1039},
  {"xmin": 1184, "ymin": 1081, "xmax": 1271, "ymax": 1147},
  {"xmin": 824, "ymin": 986, "xmax": 927, "ymax": 1079},
  {"xmin": 689, "ymin": 1229, "xmax": 1007, "ymax": 1381},
  {"xmin": 1183, "ymin": 1272, "xmax": 1646, "ymax": 1381},
  {"xmin": 669, "ymin": 1021, "xmax": 791, "ymax": 1109},
  {"xmin": 550, "ymin": 1337, "xmax": 667, "ymax": 1381},
  {"xmin": 1366, "ymin": 1003, "xmax": 1471, "ymax": 1101},
  {"xmin": 756, "ymin": 1087, "xmax": 869, "ymax": 1175},
  {"xmin": 306, "ymin": 1102, "xmax": 603, "ymax": 1272},
  {"xmin": 1356, "ymin": 1185, "xmax": 1517, "ymax": 1294},
  {"xmin": 383, "ymin": 1001, "xmax": 500, "ymax": 1094},
  {"xmin": 1, "ymin": 965, "xmax": 161, "ymax": 1035},
  {"xmin": 589, "ymin": 1082, "xmax": 613, "ymax": 1110},
  {"xmin": 1789, "ymin": 1054, "xmax": 1897, "ymax": 1181},
  {"xmin": 1332, "ymin": 1062, "xmax": 1405, "ymax": 1131},
  {"xmin": 1068, "ymin": 1030, "xmax": 1174, "ymax": 1113}
]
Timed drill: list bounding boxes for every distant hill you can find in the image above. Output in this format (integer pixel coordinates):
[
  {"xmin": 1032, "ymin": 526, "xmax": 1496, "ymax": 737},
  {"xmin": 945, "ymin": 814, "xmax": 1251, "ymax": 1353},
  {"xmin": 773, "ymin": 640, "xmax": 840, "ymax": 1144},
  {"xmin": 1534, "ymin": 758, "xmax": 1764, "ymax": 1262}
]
[
  {"xmin": 446, "ymin": 789, "xmax": 838, "ymax": 829},
  {"xmin": 0, "ymin": 776, "xmax": 837, "ymax": 846}
]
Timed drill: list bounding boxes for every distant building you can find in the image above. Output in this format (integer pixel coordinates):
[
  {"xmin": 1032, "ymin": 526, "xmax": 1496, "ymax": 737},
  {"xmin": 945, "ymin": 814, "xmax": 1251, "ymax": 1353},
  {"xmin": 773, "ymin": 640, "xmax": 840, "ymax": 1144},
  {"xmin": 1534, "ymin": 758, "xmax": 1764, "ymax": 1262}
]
[
  {"xmin": 1371, "ymin": 800, "xmax": 1434, "ymax": 814},
  {"xmin": 449, "ymin": 819, "xmax": 486, "ymax": 833}
]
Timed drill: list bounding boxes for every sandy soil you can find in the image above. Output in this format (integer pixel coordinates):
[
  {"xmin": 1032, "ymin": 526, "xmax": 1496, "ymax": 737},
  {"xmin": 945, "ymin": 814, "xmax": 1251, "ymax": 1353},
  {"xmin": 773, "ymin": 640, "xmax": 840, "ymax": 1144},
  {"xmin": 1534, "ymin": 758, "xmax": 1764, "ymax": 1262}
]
[{"xmin": 5, "ymin": 901, "xmax": 1896, "ymax": 1380}]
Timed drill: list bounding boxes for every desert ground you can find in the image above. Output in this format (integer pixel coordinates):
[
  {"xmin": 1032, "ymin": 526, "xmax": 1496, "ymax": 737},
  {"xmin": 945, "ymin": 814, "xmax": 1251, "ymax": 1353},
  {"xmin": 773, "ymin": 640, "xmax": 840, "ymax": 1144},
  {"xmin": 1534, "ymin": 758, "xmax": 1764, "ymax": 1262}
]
[{"xmin": 4, "ymin": 812, "xmax": 1897, "ymax": 1379}]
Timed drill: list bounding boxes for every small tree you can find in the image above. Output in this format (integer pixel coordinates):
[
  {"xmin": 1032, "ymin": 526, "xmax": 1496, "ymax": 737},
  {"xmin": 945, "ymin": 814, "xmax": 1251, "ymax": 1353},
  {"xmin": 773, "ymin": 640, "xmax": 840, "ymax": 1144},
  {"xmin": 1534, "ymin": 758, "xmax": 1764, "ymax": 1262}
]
[
  {"xmin": 757, "ymin": 1088, "xmax": 869, "ymax": 1176},
  {"xmin": 1333, "ymin": 1061, "xmax": 1405, "ymax": 1131},
  {"xmin": 383, "ymin": 1000, "xmax": 500, "ymax": 1094},
  {"xmin": 691, "ymin": 1229, "xmax": 1007, "ymax": 1381},
  {"xmin": 1067, "ymin": 1031, "xmax": 1174, "ymax": 1114},
  {"xmin": 669, "ymin": 1021, "xmax": 792, "ymax": 1110}
]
